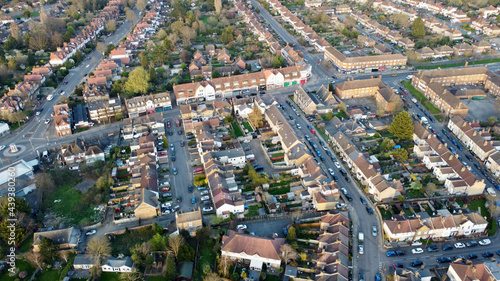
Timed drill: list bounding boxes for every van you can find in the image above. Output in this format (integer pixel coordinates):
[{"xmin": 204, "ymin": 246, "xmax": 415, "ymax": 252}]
[
  {"xmin": 47, "ymin": 94, "xmax": 53, "ymax": 101},
  {"xmin": 358, "ymin": 232, "xmax": 364, "ymax": 243}
]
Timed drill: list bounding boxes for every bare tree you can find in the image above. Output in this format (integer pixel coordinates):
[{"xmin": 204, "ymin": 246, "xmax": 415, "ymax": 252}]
[
  {"xmin": 106, "ymin": 20, "xmax": 117, "ymax": 33},
  {"xmin": 29, "ymin": 24, "xmax": 49, "ymax": 51},
  {"xmin": 27, "ymin": 251, "xmax": 44, "ymax": 270},
  {"xmin": 10, "ymin": 22, "xmax": 22, "ymax": 42},
  {"xmin": 203, "ymin": 272, "xmax": 220, "ymax": 281},
  {"xmin": 168, "ymin": 235, "xmax": 185, "ymax": 259},
  {"xmin": 280, "ymin": 244, "xmax": 297, "ymax": 264},
  {"xmin": 59, "ymin": 250, "xmax": 74, "ymax": 263},
  {"xmin": 136, "ymin": 0, "xmax": 147, "ymax": 11},
  {"xmin": 40, "ymin": 7, "xmax": 48, "ymax": 26},
  {"xmin": 126, "ymin": 10, "xmax": 136, "ymax": 22},
  {"xmin": 87, "ymin": 236, "xmax": 111, "ymax": 265},
  {"xmin": 51, "ymin": 32, "xmax": 63, "ymax": 49},
  {"xmin": 90, "ymin": 261, "xmax": 102, "ymax": 278},
  {"xmin": 179, "ymin": 26, "xmax": 196, "ymax": 45},
  {"xmin": 7, "ymin": 111, "xmax": 26, "ymax": 127},
  {"xmin": 167, "ymin": 33, "xmax": 179, "ymax": 46},
  {"xmin": 215, "ymin": 0, "xmax": 222, "ymax": 14},
  {"xmin": 218, "ymin": 255, "xmax": 233, "ymax": 277},
  {"xmin": 119, "ymin": 270, "xmax": 143, "ymax": 281},
  {"xmin": 389, "ymin": 95, "xmax": 404, "ymax": 115},
  {"xmin": 96, "ymin": 42, "xmax": 106, "ymax": 55}
]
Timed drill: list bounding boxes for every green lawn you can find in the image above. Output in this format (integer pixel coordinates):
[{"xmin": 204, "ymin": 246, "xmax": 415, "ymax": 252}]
[
  {"xmin": 402, "ymin": 81, "xmax": 442, "ymax": 115},
  {"xmin": 268, "ymin": 186, "xmax": 291, "ymax": 195},
  {"xmin": 100, "ymin": 272, "xmax": 121, "ymax": 281},
  {"xmin": 0, "ymin": 260, "xmax": 35, "ymax": 281},
  {"xmin": 271, "ymin": 152, "xmax": 284, "ymax": 157},
  {"xmin": 36, "ymin": 269, "xmax": 59, "ymax": 281},
  {"xmin": 416, "ymin": 58, "xmax": 500, "ymax": 70},
  {"xmin": 148, "ymin": 276, "xmax": 166, "ymax": 281},
  {"xmin": 245, "ymin": 205, "xmax": 260, "ymax": 217},
  {"xmin": 43, "ymin": 183, "xmax": 97, "ymax": 225},
  {"xmin": 378, "ymin": 207, "xmax": 392, "ymax": 219},
  {"xmin": 18, "ymin": 235, "xmax": 33, "ymax": 253},
  {"xmin": 200, "ymin": 15, "xmax": 211, "ymax": 25},
  {"xmin": 242, "ymin": 121, "xmax": 254, "ymax": 132},
  {"xmin": 232, "ymin": 122, "xmax": 244, "ymax": 137},
  {"xmin": 31, "ymin": 11, "xmax": 40, "ymax": 17},
  {"xmin": 110, "ymin": 226, "xmax": 157, "ymax": 256},
  {"xmin": 198, "ymin": 239, "xmax": 218, "ymax": 274},
  {"xmin": 468, "ymin": 199, "xmax": 487, "ymax": 217}
]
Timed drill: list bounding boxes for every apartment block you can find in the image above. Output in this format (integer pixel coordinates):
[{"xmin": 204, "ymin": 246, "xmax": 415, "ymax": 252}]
[
  {"xmin": 325, "ymin": 47, "xmax": 407, "ymax": 72},
  {"xmin": 88, "ymin": 97, "xmax": 123, "ymax": 123},
  {"xmin": 125, "ymin": 92, "xmax": 172, "ymax": 118},
  {"xmin": 294, "ymin": 85, "xmax": 337, "ymax": 115}
]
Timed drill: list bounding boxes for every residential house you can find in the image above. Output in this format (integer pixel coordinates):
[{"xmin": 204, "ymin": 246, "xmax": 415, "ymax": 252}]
[
  {"xmin": 175, "ymin": 208, "xmax": 203, "ymax": 236},
  {"xmin": 133, "ymin": 188, "xmax": 160, "ymax": 220},
  {"xmin": 0, "ymin": 160, "xmax": 35, "ymax": 197},
  {"xmin": 33, "ymin": 227, "xmax": 81, "ymax": 252},
  {"xmin": 447, "ymin": 262, "xmax": 493, "ymax": 281},
  {"xmin": 484, "ymin": 24, "xmax": 500, "ymax": 37},
  {"xmin": 0, "ymin": 95, "xmax": 23, "ymax": 114},
  {"xmin": 221, "ymin": 230, "xmax": 285, "ymax": 271},
  {"xmin": 73, "ymin": 254, "xmax": 94, "ymax": 270},
  {"xmin": 88, "ymin": 97, "xmax": 123, "ymax": 123},
  {"xmin": 217, "ymin": 48, "xmax": 232, "ymax": 63},
  {"xmin": 101, "ymin": 257, "xmax": 134, "ymax": 272},
  {"xmin": 125, "ymin": 92, "xmax": 172, "ymax": 118},
  {"xmin": 53, "ymin": 104, "xmax": 72, "ymax": 137},
  {"xmin": 72, "ymin": 104, "xmax": 92, "ymax": 129}
]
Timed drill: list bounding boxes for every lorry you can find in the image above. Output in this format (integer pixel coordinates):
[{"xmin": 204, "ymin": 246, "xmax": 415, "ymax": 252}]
[
  {"xmin": 47, "ymin": 94, "xmax": 53, "ymax": 101},
  {"xmin": 358, "ymin": 232, "xmax": 364, "ymax": 243},
  {"xmin": 420, "ymin": 116, "xmax": 429, "ymax": 125}
]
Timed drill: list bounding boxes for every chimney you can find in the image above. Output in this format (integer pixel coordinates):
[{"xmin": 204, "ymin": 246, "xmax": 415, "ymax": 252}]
[
  {"xmin": 461, "ymin": 167, "xmax": 465, "ymax": 172},
  {"xmin": 438, "ymin": 67, "xmax": 440, "ymax": 70},
  {"xmin": 444, "ymin": 143, "xmax": 447, "ymax": 147},
  {"xmin": 369, "ymin": 164, "xmax": 373, "ymax": 169},
  {"xmin": 449, "ymin": 155, "xmax": 453, "ymax": 160},
  {"xmin": 465, "ymin": 61, "xmax": 468, "ymax": 68},
  {"xmin": 425, "ymin": 125, "xmax": 429, "ymax": 130},
  {"xmin": 397, "ymin": 223, "xmax": 401, "ymax": 229},
  {"xmin": 484, "ymin": 141, "xmax": 488, "ymax": 146},
  {"xmin": 379, "ymin": 75, "xmax": 382, "ymax": 79}
]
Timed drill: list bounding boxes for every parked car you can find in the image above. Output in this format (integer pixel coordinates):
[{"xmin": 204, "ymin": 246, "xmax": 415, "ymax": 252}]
[
  {"xmin": 426, "ymin": 246, "xmax": 439, "ymax": 252},
  {"xmin": 410, "ymin": 260, "xmax": 423, "ymax": 267},
  {"xmin": 173, "ymin": 168, "xmax": 177, "ymax": 175},
  {"xmin": 479, "ymin": 239, "xmax": 491, "ymax": 246},
  {"xmin": 411, "ymin": 248, "xmax": 423, "ymax": 254},
  {"xmin": 372, "ymin": 225, "xmax": 377, "ymax": 236},
  {"xmin": 482, "ymin": 252, "xmax": 494, "ymax": 258},
  {"xmin": 466, "ymin": 241, "xmax": 479, "ymax": 247},
  {"xmin": 442, "ymin": 245, "xmax": 453, "ymax": 251},
  {"xmin": 437, "ymin": 257, "xmax": 452, "ymax": 264},
  {"xmin": 454, "ymin": 242, "xmax": 466, "ymax": 248},
  {"xmin": 237, "ymin": 224, "xmax": 247, "ymax": 230},
  {"xmin": 365, "ymin": 207, "xmax": 373, "ymax": 215},
  {"xmin": 203, "ymin": 207, "xmax": 214, "ymax": 212},
  {"xmin": 86, "ymin": 230, "xmax": 97, "ymax": 236}
]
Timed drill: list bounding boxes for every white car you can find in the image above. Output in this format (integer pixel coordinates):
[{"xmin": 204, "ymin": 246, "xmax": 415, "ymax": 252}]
[
  {"xmin": 162, "ymin": 209, "xmax": 171, "ymax": 214},
  {"xmin": 36, "ymin": 111, "xmax": 41, "ymax": 116},
  {"xmin": 359, "ymin": 244, "xmax": 364, "ymax": 254},
  {"xmin": 328, "ymin": 168, "xmax": 335, "ymax": 176},
  {"xmin": 44, "ymin": 119, "xmax": 51, "ymax": 124},
  {"xmin": 454, "ymin": 242, "xmax": 466, "ymax": 249},
  {"xmin": 237, "ymin": 224, "xmax": 247, "ymax": 230},
  {"xmin": 161, "ymin": 202, "xmax": 171, "ymax": 208},
  {"xmin": 0, "ymin": 145, "xmax": 5, "ymax": 151},
  {"xmin": 203, "ymin": 207, "xmax": 214, "ymax": 212},
  {"xmin": 201, "ymin": 195, "xmax": 210, "ymax": 201},
  {"xmin": 479, "ymin": 239, "xmax": 491, "ymax": 246},
  {"xmin": 411, "ymin": 248, "xmax": 424, "ymax": 254},
  {"xmin": 334, "ymin": 161, "xmax": 341, "ymax": 168},
  {"xmin": 86, "ymin": 230, "xmax": 97, "ymax": 236}
]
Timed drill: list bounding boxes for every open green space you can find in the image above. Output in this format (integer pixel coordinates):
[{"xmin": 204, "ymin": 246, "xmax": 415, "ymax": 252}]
[
  {"xmin": 99, "ymin": 272, "xmax": 121, "ymax": 281},
  {"xmin": 0, "ymin": 260, "xmax": 35, "ymax": 281},
  {"xmin": 242, "ymin": 121, "xmax": 254, "ymax": 132},
  {"xmin": 232, "ymin": 122, "xmax": 244, "ymax": 137},
  {"xmin": 416, "ymin": 58, "xmax": 500, "ymax": 70},
  {"xmin": 110, "ymin": 226, "xmax": 157, "ymax": 256},
  {"xmin": 43, "ymin": 183, "xmax": 97, "ymax": 226},
  {"xmin": 402, "ymin": 81, "xmax": 442, "ymax": 116}
]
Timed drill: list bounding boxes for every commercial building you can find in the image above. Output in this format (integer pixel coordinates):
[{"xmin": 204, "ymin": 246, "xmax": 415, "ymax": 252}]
[{"xmin": 325, "ymin": 46, "xmax": 407, "ymax": 72}]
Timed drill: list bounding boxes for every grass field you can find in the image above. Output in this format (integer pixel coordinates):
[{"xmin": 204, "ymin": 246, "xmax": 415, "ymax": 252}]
[
  {"xmin": 242, "ymin": 121, "xmax": 254, "ymax": 132},
  {"xmin": 36, "ymin": 269, "xmax": 60, "ymax": 281},
  {"xmin": 100, "ymin": 272, "xmax": 121, "ymax": 281},
  {"xmin": 245, "ymin": 205, "xmax": 260, "ymax": 217},
  {"xmin": 232, "ymin": 122, "xmax": 244, "ymax": 137},
  {"xmin": 110, "ymin": 226, "xmax": 156, "ymax": 256},
  {"xmin": 0, "ymin": 260, "xmax": 35, "ymax": 281},
  {"xmin": 43, "ymin": 183, "xmax": 96, "ymax": 225},
  {"xmin": 416, "ymin": 58, "xmax": 500, "ymax": 70}
]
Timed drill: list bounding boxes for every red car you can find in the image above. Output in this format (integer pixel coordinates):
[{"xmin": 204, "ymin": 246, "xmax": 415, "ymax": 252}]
[
  {"xmin": 162, "ymin": 187, "xmax": 170, "ymax": 192},
  {"xmin": 167, "ymin": 120, "xmax": 171, "ymax": 128},
  {"xmin": 193, "ymin": 167, "xmax": 203, "ymax": 173},
  {"xmin": 158, "ymin": 152, "xmax": 167, "ymax": 156},
  {"xmin": 310, "ymin": 129, "xmax": 316, "ymax": 134}
]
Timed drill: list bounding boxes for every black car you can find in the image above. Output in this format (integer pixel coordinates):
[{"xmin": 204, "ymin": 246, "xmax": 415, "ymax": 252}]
[
  {"xmin": 466, "ymin": 241, "xmax": 479, "ymax": 247},
  {"xmin": 366, "ymin": 207, "xmax": 374, "ymax": 215},
  {"xmin": 260, "ymin": 91, "xmax": 266, "ymax": 95},
  {"xmin": 442, "ymin": 245, "xmax": 453, "ymax": 251},
  {"xmin": 483, "ymin": 252, "xmax": 494, "ymax": 258},
  {"xmin": 345, "ymin": 194, "xmax": 353, "ymax": 201},
  {"xmin": 333, "ymin": 175, "xmax": 339, "ymax": 181},
  {"xmin": 474, "ymin": 163, "xmax": 481, "ymax": 170},
  {"xmin": 345, "ymin": 176, "xmax": 350, "ymax": 182},
  {"xmin": 177, "ymin": 196, "xmax": 182, "ymax": 203},
  {"xmin": 178, "ymin": 130, "xmax": 182, "ymax": 135},
  {"xmin": 410, "ymin": 260, "xmax": 423, "ymax": 267},
  {"xmin": 360, "ymin": 197, "xmax": 367, "ymax": 205},
  {"xmin": 168, "ymin": 131, "xmax": 173, "ymax": 136},
  {"xmin": 339, "ymin": 169, "xmax": 347, "ymax": 176},
  {"xmin": 320, "ymin": 156, "xmax": 325, "ymax": 162},
  {"xmin": 426, "ymin": 246, "xmax": 439, "ymax": 252},
  {"xmin": 395, "ymin": 250, "xmax": 405, "ymax": 256},
  {"xmin": 437, "ymin": 257, "xmax": 452, "ymax": 264},
  {"xmin": 188, "ymin": 185, "xmax": 193, "ymax": 193},
  {"xmin": 466, "ymin": 154, "xmax": 473, "ymax": 161},
  {"xmin": 468, "ymin": 254, "xmax": 478, "ymax": 259}
]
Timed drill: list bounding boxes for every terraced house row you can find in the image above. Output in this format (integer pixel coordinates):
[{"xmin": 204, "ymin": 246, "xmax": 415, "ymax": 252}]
[
  {"xmin": 413, "ymin": 121, "xmax": 486, "ymax": 195},
  {"xmin": 49, "ymin": 0, "xmax": 121, "ymax": 66},
  {"xmin": 173, "ymin": 66, "xmax": 309, "ymax": 105}
]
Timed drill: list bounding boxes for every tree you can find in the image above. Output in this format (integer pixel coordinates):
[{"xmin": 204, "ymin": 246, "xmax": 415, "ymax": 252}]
[
  {"xmin": 180, "ymin": 26, "xmax": 196, "ymax": 45},
  {"xmin": 392, "ymin": 148, "xmax": 409, "ymax": 162},
  {"xmin": 486, "ymin": 194, "xmax": 499, "ymax": 217},
  {"xmin": 119, "ymin": 270, "xmax": 143, "ymax": 281},
  {"xmin": 212, "ymin": 70, "xmax": 220, "ymax": 78},
  {"xmin": 338, "ymin": 102, "xmax": 347, "ymax": 113},
  {"xmin": 411, "ymin": 17, "xmax": 425, "ymax": 38},
  {"xmin": 287, "ymin": 226, "xmax": 296, "ymax": 242},
  {"xmin": 40, "ymin": 7, "xmax": 48, "ymax": 25},
  {"xmin": 27, "ymin": 251, "xmax": 44, "ymax": 270},
  {"xmin": 124, "ymin": 67, "xmax": 150, "ymax": 94},
  {"xmin": 248, "ymin": 104, "xmax": 263, "ymax": 128},
  {"xmin": 126, "ymin": 10, "xmax": 136, "ymax": 22},
  {"xmin": 218, "ymin": 255, "xmax": 232, "ymax": 277},
  {"xmin": 426, "ymin": 183, "xmax": 437, "ymax": 194},
  {"xmin": 59, "ymin": 250, "xmax": 74, "ymax": 263},
  {"xmin": 164, "ymin": 254, "xmax": 177, "ymax": 281},
  {"xmin": 221, "ymin": 26, "xmax": 234, "ymax": 44},
  {"xmin": 224, "ymin": 115, "xmax": 234, "ymax": 124},
  {"xmin": 136, "ymin": 0, "xmax": 147, "ymax": 10},
  {"xmin": 215, "ymin": 0, "xmax": 222, "ymax": 14},
  {"xmin": 39, "ymin": 237, "xmax": 58, "ymax": 260},
  {"xmin": 389, "ymin": 94, "xmax": 404, "ymax": 115},
  {"xmin": 280, "ymin": 244, "xmax": 297, "ymax": 264},
  {"xmin": 106, "ymin": 20, "xmax": 117, "ymax": 33},
  {"xmin": 273, "ymin": 55, "xmax": 286, "ymax": 68},
  {"xmin": 7, "ymin": 111, "xmax": 26, "ymax": 127},
  {"xmin": 96, "ymin": 42, "xmax": 106, "ymax": 55},
  {"xmin": 390, "ymin": 13, "xmax": 410, "ymax": 28},
  {"xmin": 177, "ymin": 244, "xmax": 195, "ymax": 262},
  {"xmin": 87, "ymin": 236, "xmax": 111, "ymax": 265},
  {"xmin": 168, "ymin": 234, "xmax": 185, "ymax": 259},
  {"xmin": 204, "ymin": 272, "xmax": 220, "ymax": 281},
  {"xmin": 324, "ymin": 111, "xmax": 333, "ymax": 120},
  {"xmin": 298, "ymin": 0, "xmax": 304, "ymax": 5},
  {"xmin": 150, "ymin": 233, "xmax": 168, "ymax": 251},
  {"xmin": 10, "ymin": 22, "xmax": 22, "ymax": 43},
  {"xmin": 51, "ymin": 32, "xmax": 63, "ymax": 49},
  {"xmin": 388, "ymin": 111, "xmax": 414, "ymax": 140},
  {"xmin": 29, "ymin": 25, "xmax": 50, "ymax": 51}
]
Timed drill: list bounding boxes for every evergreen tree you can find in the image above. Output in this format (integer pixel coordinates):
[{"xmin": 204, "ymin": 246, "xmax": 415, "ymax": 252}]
[
  {"xmin": 388, "ymin": 111, "xmax": 414, "ymax": 140},
  {"xmin": 411, "ymin": 17, "xmax": 425, "ymax": 38}
]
